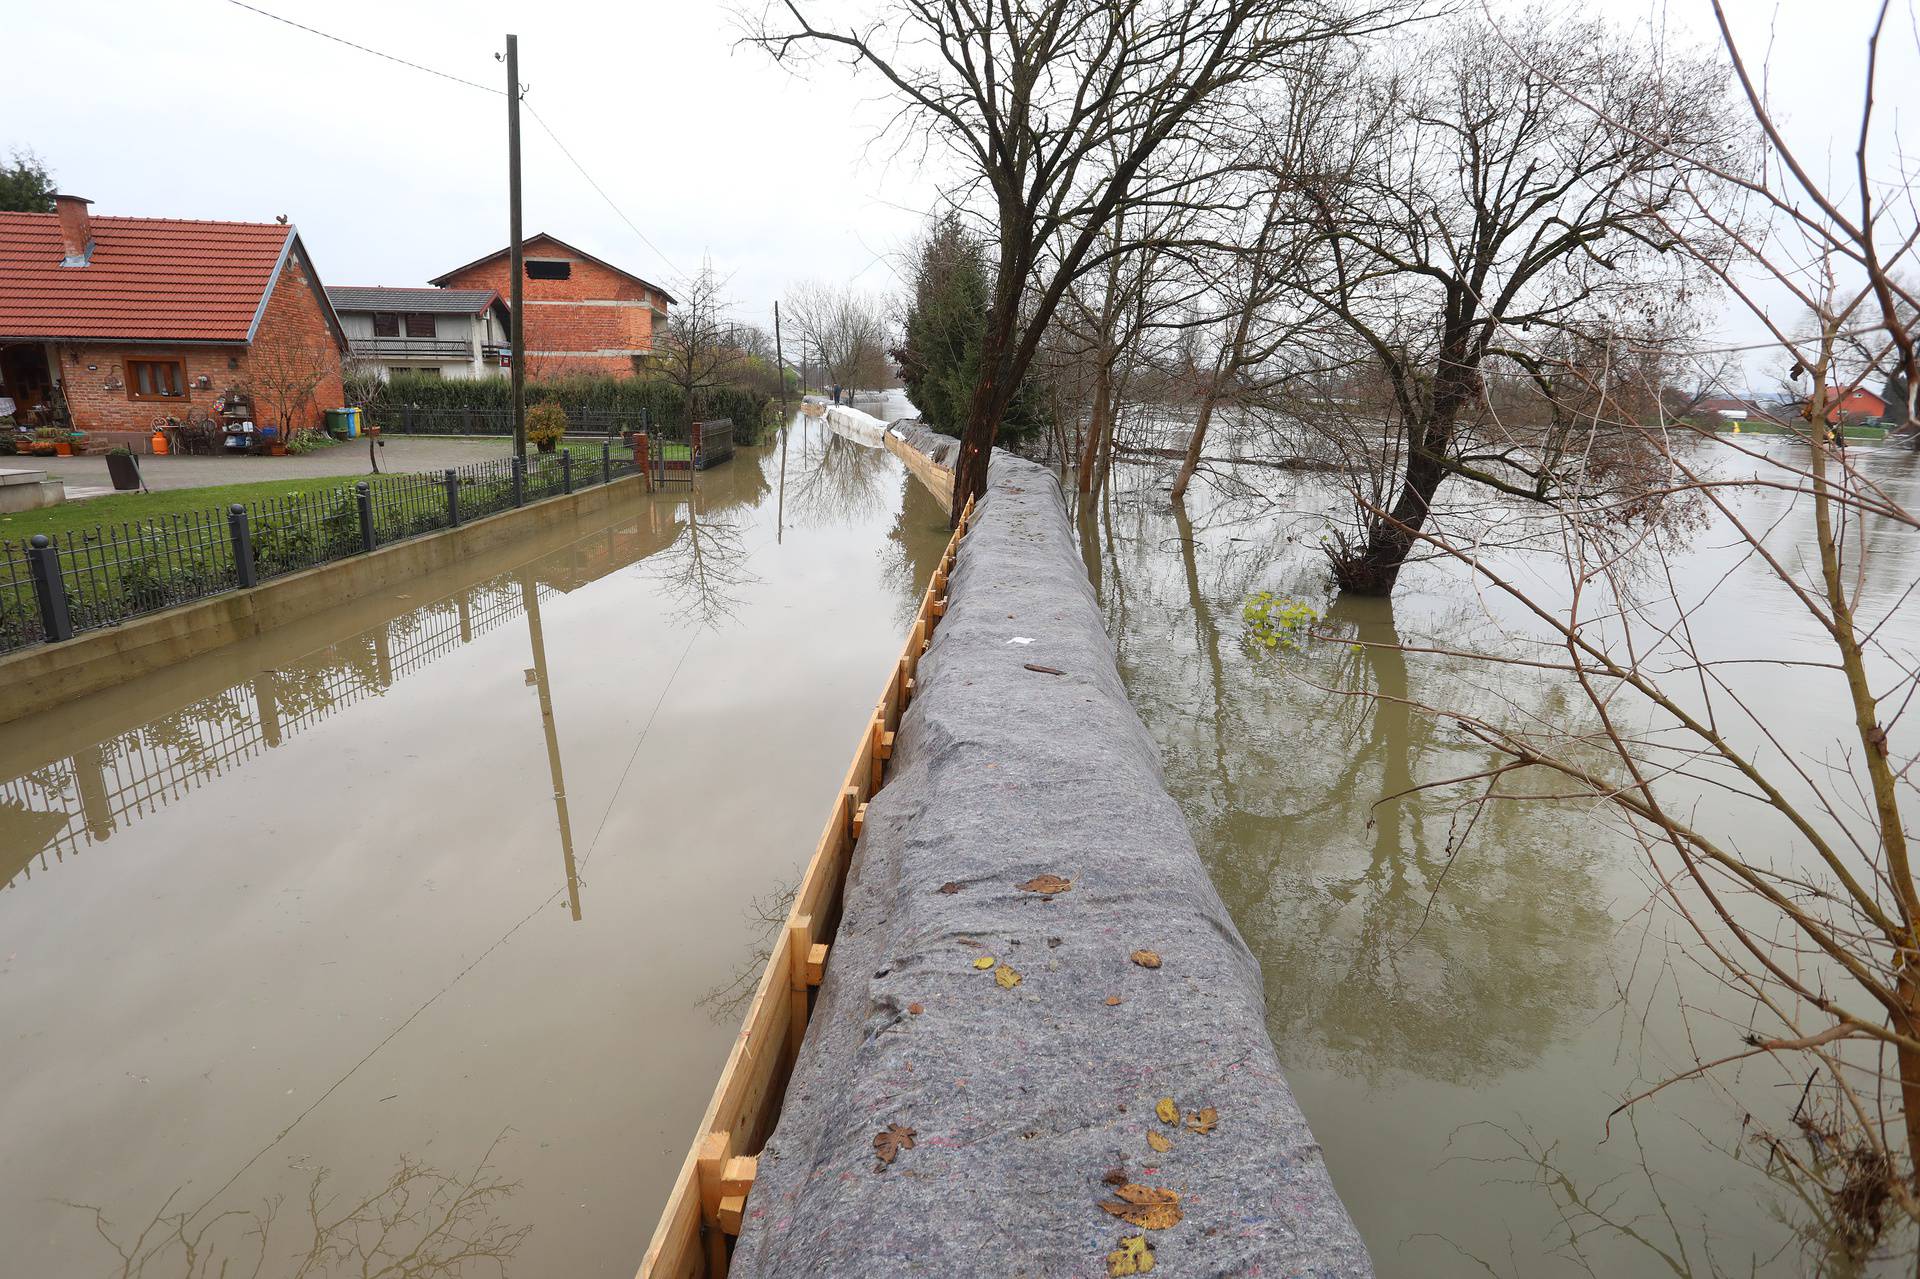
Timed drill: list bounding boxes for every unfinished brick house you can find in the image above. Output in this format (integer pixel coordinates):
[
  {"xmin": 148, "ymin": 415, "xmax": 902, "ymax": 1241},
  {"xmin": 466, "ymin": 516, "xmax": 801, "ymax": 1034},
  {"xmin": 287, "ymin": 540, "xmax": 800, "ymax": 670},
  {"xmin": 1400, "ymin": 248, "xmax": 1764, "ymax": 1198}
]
[
  {"xmin": 0, "ymin": 195, "xmax": 346, "ymax": 450},
  {"xmin": 429, "ymin": 233, "xmax": 674, "ymax": 378}
]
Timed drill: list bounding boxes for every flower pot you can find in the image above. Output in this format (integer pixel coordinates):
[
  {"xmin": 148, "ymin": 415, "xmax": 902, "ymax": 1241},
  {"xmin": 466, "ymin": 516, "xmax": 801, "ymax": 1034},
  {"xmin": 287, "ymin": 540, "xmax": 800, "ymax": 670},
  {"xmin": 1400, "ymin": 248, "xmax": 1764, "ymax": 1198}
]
[
  {"xmin": 53, "ymin": 441, "xmax": 72, "ymax": 456},
  {"xmin": 106, "ymin": 451, "xmax": 143, "ymax": 491},
  {"xmin": 536, "ymin": 438, "xmax": 559, "ymax": 454},
  {"xmin": 269, "ymin": 442, "xmax": 288, "ymax": 457}
]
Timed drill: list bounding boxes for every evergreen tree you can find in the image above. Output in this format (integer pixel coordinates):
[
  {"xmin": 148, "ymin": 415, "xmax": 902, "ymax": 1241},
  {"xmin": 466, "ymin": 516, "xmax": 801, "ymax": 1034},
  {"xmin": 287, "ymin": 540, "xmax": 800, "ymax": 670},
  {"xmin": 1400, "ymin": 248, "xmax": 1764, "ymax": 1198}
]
[
  {"xmin": 0, "ymin": 150, "xmax": 55, "ymax": 214},
  {"xmin": 893, "ymin": 217, "xmax": 1048, "ymax": 445}
]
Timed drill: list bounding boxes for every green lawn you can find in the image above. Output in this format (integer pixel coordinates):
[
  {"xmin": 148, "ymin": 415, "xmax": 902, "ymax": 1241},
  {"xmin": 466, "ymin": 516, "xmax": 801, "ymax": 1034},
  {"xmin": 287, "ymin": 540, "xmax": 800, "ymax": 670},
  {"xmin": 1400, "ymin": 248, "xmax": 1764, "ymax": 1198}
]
[{"xmin": 0, "ymin": 476, "xmax": 377, "ymax": 545}]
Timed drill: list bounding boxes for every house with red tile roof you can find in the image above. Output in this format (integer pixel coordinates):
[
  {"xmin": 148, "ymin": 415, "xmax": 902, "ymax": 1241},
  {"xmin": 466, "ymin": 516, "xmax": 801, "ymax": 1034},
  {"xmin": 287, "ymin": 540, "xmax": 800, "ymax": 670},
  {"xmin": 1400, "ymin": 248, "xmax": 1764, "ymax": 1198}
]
[
  {"xmin": 429, "ymin": 233, "xmax": 673, "ymax": 379},
  {"xmin": 0, "ymin": 195, "xmax": 347, "ymax": 449}
]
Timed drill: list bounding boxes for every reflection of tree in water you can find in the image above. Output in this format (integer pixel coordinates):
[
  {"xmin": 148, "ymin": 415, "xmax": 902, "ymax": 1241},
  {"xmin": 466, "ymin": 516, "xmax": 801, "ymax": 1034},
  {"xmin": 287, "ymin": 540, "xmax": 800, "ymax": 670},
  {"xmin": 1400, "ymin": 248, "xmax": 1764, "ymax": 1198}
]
[
  {"xmin": 645, "ymin": 502, "xmax": 758, "ymax": 632},
  {"xmin": 65, "ymin": 1134, "xmax": 527, "ymax": 1277},
  {"xmin": 877, "ymin": 471, "xmax": 953, "ymax": 631},
  {"xmin": 1087, "ymin": 477, "xmax": 1610, "ymax": 1088},
  {"xmin": 783, "ymin": 428, "xmax": 894, "ymax": 530},
  {"xmin": 696, "ymin": 878, "xmax": 798, "ymax": 1023}
]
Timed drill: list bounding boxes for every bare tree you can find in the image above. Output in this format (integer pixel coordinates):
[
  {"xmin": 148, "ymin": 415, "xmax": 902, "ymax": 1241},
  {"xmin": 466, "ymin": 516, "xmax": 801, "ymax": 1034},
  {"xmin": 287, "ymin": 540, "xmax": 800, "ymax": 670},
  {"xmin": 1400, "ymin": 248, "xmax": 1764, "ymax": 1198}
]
[
  {"xmin": 1295, "ymin": 9, "xmax": 1740, "ymax": 595},
  {"xmin": 784, "ymin": 281, "xmax": 892, "ymax": 391},
  {"xmin": 1350, "ymin": 1, "xmax": 1920, "ymax": 1251},
  {"xmin": 658, "ymin": 258, "xmax": 750, "ymax": 424},
  {"xmin": 750, "ymin": 0, "xmax": 1394, "ymax": 524},
  {"xmin": 243, "ymin": 338, "xmax": 337, "ymax": 438}
]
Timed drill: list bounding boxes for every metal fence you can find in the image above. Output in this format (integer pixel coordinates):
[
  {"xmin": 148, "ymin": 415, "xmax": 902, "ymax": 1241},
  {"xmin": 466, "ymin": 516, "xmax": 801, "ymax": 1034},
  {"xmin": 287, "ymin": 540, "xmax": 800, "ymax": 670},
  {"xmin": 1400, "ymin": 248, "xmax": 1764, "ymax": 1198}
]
[{"xmin": 0, "ymin": 443, "xmax": 643, "ymax": 655}]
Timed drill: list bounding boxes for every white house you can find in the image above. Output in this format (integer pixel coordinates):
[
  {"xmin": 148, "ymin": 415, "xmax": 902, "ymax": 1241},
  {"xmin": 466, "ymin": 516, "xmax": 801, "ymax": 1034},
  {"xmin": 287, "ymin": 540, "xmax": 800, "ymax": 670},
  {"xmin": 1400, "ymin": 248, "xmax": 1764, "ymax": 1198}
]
[{"xmin": 324, "ymin": 285, "xmax": 510, "ymax": 380}]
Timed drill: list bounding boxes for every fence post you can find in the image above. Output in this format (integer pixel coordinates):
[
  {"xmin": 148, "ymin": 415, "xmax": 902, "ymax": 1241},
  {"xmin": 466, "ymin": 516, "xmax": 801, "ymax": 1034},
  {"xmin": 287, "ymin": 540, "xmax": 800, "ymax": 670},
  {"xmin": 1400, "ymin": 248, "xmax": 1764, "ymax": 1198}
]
[
  {"xmin": 601, "ymin": 440, "xmax": 611, "ymax": 486},
  {"xmin": 635, "ymin": 431, "xmax": 651, "ymax": 491},
  {"xmin": 229, "ymin": 504, "xmax": 257, "ymax": 589},
  {"xmin": 26, "ymin": 534, "xmax": 73, "ymax": 642},
  {"xmin": 356, "ymin": 481, "xmax": 376, "ymax": 553},
  {"xmin": 445, "ymin": 468, "xmax": 460, "ymax": 527},
  {"xmin": 512, "ymin": 455, "xmax": 526, "ymax": 507},
  {"xmin": 562, "ymin": 450, "xmax": 573, "ymax": 494}
]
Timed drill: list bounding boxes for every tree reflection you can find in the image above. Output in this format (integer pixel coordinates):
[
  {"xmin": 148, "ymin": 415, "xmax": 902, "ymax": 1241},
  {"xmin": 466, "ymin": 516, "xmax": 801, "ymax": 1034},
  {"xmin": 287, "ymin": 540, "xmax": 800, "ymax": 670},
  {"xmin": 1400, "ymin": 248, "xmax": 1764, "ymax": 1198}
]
[
  {"xmin": 645, "ymin": 501, "xmax": 757, "ymax": 631},
  {"xmin": 1089, "ymin": 479, "xmax": 1610, "ymax": 1088},
  {"xmin": 64, "ymin": 1135, "xmax": 528, "ymax": 1277},
  {"xmin": 783, "ymin": 427, "xmax": 894, "ymax": 530}
]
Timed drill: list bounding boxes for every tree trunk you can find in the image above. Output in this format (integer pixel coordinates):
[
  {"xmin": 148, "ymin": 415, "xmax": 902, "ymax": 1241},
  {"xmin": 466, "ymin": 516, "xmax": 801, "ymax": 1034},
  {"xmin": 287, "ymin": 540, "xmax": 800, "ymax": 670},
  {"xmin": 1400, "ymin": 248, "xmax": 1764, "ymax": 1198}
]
[
  {"xmin": 1332, "ymin": 415, "xmax": 1454, "ymax": 596},
  {"xmin": 952, "ymin": 313, "xmax": 1018, "ymax": 527},
  {"xmin": 1171, "ymin": 393, "xmax": 1218, "ymax": 504},
  {"xmin": 1077, "ymin": 346, "xmax": 1114, "ymax": 493}
]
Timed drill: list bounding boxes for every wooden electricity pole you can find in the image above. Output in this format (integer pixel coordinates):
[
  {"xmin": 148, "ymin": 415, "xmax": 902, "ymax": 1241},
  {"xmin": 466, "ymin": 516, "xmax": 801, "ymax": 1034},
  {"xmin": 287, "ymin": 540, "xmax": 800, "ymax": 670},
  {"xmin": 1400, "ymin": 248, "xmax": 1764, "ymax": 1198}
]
[
  {"xmin": 506, "ymin": 33, "xmax": 526, "ymax": 459},
  {"xmin": 774, "ymin": 301, "xmax": 788, "ymax": 411}
]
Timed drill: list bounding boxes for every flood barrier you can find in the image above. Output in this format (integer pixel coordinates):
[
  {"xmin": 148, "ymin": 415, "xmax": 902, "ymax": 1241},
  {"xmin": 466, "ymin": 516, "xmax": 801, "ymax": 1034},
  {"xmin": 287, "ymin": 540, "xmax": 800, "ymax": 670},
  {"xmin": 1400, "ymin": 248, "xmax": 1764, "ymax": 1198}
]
[{"xmin": 641, "ymin": 432, "xmax": 1369, "ymax": 1276}]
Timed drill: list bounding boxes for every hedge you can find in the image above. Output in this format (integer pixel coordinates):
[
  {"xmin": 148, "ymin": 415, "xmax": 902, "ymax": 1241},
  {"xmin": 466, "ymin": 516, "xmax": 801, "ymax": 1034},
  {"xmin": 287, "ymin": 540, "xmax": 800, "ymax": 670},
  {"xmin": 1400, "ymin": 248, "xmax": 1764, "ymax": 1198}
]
[{"xmin": 369, "ymin": 374, "xmax": 769, "ymax": 439}]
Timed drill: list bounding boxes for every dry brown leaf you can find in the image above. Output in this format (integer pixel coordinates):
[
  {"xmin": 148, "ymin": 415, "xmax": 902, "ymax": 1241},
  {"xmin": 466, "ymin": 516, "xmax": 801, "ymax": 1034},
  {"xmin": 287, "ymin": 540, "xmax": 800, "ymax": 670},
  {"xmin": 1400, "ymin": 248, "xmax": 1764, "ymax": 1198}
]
[
  {"xmin": 1107, "ymin": 1235, "xmax": 1155, "ymax": 1276},
  {"xmin": 1101, "ymin": 1167, "xmax": 1128, "ymax": 1186},
  {"xmin": 1023, "ymin": 663, "xmax": 1066, "ymax": 675},
  {"xmin": 1105, "ymin": 995, "xmax": 1123, "ymax": 1006},
  {"xmin": 1146, "ymin": 1130, "xmax": 1172, "ymax": 1154},
  {"xmin": 1019, "ymin": 874, "xmax": 1073, "ymax": 894},
  {"xmin": 1154, "ymin": 1097, "xmax": 1178, "ymax": 1125},
  {"xmin": 995, "ymin": 964, "xmax": 1023, "ymax": 989},
  {"xmin": 873, "ymin": 1123, "xmax": 916, "ymax": 1166},
  {"xmin": 973, "ymin": 956, "xmax": 997, "ymax": 971},
  {"xmin": 1099, "ymin": 1183, "xmax": 1183, "ymax": 1231},
  {"xmin": 938, "ymin": 882, "xmax": 963, "ymax": 894},
  {"xmin": 1130, "ymin": 950, "xmax": 1162, "ymax": 969},
  {"xmin": 1185, "ymin": 1107, "xmax": 1218, "ymax": 1135},
  {"xmin": 908, "ymin": 1003, "xmax": 924, "ymax": 1015}
]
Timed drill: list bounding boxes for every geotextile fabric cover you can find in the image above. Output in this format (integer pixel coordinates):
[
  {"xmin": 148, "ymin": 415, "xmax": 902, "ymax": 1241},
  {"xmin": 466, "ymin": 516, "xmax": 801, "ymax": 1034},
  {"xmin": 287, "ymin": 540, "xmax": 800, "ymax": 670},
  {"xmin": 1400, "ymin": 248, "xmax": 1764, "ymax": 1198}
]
[{"xmin": 729, "ymin": 449, "xmax": 1373, "ymax": 1278}]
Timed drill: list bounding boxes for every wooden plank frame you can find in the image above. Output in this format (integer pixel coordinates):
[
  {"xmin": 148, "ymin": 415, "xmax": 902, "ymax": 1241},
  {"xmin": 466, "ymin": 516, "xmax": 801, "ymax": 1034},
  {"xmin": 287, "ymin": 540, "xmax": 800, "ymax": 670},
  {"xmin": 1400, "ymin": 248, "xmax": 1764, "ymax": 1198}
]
[{"xmin": 638, "ymin": 492, "xmax": 975, "ymax": 1279}]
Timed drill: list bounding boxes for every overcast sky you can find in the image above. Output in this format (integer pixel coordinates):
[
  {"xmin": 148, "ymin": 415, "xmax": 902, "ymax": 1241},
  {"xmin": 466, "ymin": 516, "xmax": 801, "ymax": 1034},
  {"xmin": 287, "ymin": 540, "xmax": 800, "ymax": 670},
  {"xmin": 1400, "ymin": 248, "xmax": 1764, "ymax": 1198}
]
[{"xmin": 6, "ymin": 0, "xmax": 1913, "ymax": 395}]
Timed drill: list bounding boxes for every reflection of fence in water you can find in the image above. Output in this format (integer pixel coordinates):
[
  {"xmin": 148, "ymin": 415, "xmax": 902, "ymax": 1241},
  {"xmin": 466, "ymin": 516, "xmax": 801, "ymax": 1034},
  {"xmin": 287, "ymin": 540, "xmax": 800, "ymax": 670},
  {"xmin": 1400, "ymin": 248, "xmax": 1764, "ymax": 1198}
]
[{"xmin": 1, "ymin": 571, "xmax": 554, "ymax": 892}]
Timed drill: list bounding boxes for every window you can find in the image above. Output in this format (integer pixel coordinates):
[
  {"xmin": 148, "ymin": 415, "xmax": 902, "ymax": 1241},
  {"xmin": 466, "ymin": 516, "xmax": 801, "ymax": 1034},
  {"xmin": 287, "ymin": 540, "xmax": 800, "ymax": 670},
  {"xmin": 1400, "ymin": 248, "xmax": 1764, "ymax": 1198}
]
[
  {"xmin": 372, "ymin": 313, "xmax": 400, "ymax": 338},
  {"xmin": 404, "ymin": 313, "xmax": 437, "ymax": 338},
  {"xmin": 526, "ymin": 259, "xmax": 571, "ymax": 281},
  {"xmin": 126, "ymin": 359, "xmax": 187, "ymax": 401},
  {"xmin": 409, "ymin": 367, "xmax": 444, "ymax": 379}
]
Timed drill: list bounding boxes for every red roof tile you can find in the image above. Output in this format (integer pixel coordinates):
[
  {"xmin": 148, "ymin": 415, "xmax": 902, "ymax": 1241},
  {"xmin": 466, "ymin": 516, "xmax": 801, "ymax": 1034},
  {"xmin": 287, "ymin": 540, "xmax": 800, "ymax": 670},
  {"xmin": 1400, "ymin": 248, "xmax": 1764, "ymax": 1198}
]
[{"xmin": 0, "ymin": 213, "xmax": 295, "ymax": 343}]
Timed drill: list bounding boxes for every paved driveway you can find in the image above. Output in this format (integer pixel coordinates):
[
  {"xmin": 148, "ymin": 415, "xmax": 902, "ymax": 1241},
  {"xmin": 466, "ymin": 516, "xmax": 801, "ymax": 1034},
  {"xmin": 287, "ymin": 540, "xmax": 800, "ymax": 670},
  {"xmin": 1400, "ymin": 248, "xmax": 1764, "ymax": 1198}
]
[{"xmin": 32, "ymin": 438, "xmax": 528, "ymax": 494}]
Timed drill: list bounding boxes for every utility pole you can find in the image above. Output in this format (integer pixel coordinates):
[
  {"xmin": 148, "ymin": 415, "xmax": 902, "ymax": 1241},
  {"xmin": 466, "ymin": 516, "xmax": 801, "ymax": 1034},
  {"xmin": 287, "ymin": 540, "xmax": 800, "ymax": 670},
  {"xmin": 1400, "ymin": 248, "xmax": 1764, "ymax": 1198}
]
[
  {"xmin": 774, "ymin": 301, "xmax": 787, "ymax": 412},
  {"xmin": 506, "ymin": 33, "xmax": 527, "ymax": 459}
]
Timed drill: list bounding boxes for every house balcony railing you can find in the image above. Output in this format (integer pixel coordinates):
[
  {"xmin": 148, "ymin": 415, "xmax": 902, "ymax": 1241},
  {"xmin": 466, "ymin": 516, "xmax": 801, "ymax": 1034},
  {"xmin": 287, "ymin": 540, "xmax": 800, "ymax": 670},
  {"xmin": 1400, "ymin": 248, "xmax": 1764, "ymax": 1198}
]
[{"xmin": 348, "ymin": 336, "xmax": 476, "ymax": 360}]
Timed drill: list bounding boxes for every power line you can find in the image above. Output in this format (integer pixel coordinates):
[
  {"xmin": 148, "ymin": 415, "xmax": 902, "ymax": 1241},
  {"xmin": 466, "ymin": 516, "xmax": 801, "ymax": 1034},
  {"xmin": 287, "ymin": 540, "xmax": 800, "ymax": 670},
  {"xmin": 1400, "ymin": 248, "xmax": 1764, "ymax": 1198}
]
[
  {"xmin": 220, "ymin": 2, "xmax": 684, "ymax": 286},
  {"xmin": 220, "ymin": 1, "xmax": 501, "ymax": 94},
  {"xmin": 520, "ymin": 97, "xmax": 685, "ymax": 281}
]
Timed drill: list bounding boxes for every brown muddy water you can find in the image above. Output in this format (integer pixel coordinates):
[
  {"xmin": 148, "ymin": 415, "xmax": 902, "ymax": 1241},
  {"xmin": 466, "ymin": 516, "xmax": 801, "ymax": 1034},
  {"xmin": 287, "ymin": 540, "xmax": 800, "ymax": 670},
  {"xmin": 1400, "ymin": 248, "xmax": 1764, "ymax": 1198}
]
[
  {"xmin": 0, "ymin": 410, "xmax": 948, "ymax": 1277},
  {"xmin": 1076, "ymin": 439, "xmax": 1920, "ymax": 1278}
]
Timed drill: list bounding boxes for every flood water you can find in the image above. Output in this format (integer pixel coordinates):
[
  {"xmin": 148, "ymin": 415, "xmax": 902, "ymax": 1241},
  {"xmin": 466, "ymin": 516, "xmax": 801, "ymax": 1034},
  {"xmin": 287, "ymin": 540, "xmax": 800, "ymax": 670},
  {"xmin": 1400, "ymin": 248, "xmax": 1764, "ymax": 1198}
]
[
  {"xmin": 0, "ymin": 406, "xmax": 948, "ymax": 1277},
  {"xmin": 1075, "ymin": 439, "xmax": 1920, "ymax": 1277}
]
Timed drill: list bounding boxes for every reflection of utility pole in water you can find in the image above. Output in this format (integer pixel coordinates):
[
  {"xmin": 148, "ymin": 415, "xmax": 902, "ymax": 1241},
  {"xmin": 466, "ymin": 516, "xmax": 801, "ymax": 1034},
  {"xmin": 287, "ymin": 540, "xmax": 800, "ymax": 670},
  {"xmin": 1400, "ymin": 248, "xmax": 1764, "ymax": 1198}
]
[
  {"xmin": 252, "ymin": 671, "xmax": 281, "ymax": 748},
  {"xmin": 777, "ymin": 418, "xmax": 788, "ymax": 544},
  {"xmin": 74, "ymin": 744, "xmax": 115, "ymax": 842},
  {"xmin": 520, "ymin": 570, "xmax": 581, "ymax": 922}
]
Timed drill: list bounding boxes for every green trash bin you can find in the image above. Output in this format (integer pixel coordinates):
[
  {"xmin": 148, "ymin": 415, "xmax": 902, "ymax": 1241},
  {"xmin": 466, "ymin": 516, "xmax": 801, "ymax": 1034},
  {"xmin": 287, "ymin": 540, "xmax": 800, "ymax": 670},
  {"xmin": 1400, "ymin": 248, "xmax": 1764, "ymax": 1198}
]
[{"xmin": 325, "ymin": 407, "xmax": 361, "ymax": 439}]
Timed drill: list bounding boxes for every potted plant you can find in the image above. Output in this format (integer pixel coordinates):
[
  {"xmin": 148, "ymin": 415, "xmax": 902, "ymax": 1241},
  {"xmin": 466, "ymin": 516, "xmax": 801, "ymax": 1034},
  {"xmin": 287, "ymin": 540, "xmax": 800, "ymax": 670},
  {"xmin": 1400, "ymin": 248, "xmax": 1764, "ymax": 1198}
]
[
  {"xmin": 105, "ymin": 445, "xmax": 143, "ymax": 491},
  {"xmin": 526, "ymin": 403, "xmax": 568, "ymax": 454},
  {"xmin": 25, "ymin": 439, "xmax": 57, "ymax": 457},
  {"xmin": 36, "ymin": 426, "xmax": 72, "ymax": 456}
]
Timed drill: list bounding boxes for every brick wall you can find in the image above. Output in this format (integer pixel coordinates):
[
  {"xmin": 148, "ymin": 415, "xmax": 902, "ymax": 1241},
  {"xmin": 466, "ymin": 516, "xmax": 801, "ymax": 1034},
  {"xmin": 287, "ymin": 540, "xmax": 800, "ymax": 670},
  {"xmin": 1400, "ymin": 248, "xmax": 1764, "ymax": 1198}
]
[
  {"xmin": 438, "ymin": 236, "xmax": 666, "ymax": 380},
  {"xmin": 51, "ymin": 252, "xmax": 344, "ymax": 443}
]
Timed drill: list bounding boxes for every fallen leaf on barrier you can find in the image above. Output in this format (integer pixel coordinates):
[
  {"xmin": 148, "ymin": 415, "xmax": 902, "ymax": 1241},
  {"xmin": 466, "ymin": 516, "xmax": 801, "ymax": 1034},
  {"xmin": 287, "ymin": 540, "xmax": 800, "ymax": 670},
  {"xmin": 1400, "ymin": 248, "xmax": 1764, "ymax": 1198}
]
[
  {"xmin": 873, "ymin": 1123, "xmax": 916, "ymax": 1166},
  {"xmin": 973, "ymin": 956, "xmax": 997, "ymax": 970},
  {"xmin": 1146, "ymin": 1130, "xmax": 1173, "ymax": 1154},
  {"xmin": 1102, "ymin": 1167, "xmax": 1129, "ymax": 1186},
  {"xmin": 1131, "ymin": 950, "xmax": 1162, "ymax": 969},
  {"xmin": 1105, "ymin": 995, "xmax": 1123, "ymax": 1006},
  {"xmin": 1108, "ymin": 1235, "xmax": 1155, "ymax": 1276},
  {"xmin": 909, "ymin": 1003, "xmax": 924, "ymax": 1015},
  {"xmin": 1154, "ymin": 1097, "xmax": 1179, "ymax": 1125},
  {"xmin": 1024, "ymin": 663, "xmax": 1066, "ymax": 675},
  {"xmin": 1019, "ymin": 874, "xmax": 1072, "ymax": 894},
  {"xmin": 995, "ymin": 964, "xmax": 1023, "ymax": 989},
  {"xmin": 938, "ymin": 882, "xmax": 963, "ymax": 894},
  {"xmin": 1185, "ymin": 1107, "xmax": 1218, "ymax": 1135},
  {"xmin": 1099, "ymin": 1184, "xmax": 1183, "ymax": 1230}
]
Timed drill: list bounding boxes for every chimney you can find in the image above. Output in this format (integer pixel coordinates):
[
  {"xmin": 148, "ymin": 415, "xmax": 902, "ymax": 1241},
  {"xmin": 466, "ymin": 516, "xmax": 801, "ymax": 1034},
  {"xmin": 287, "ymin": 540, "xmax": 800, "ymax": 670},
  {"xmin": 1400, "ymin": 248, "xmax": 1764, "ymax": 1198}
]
[{"xmin": 54, "ymin": 193, "xmax": 94, "ymax": 267}]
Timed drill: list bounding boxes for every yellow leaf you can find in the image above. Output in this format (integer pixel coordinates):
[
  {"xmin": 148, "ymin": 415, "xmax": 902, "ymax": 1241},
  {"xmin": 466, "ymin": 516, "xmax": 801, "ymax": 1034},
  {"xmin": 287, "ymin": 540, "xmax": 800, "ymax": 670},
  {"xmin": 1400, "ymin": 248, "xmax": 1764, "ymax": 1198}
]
[
  {"xmin": 1185, "ymin": 1106, "xmax": 1218, "ymax": 1135},
  {"xmin": 1107, "ymin": 1235, "xmax": 1155, "ymax": 1276},
  {"xmin": 1130, "ymin": 949, "xmax": 1162, "ymax": 969},
  {"xmin": 1019, "ymin": 874, "xmax": 1073, "ymax": 894},
  {"xmin": 973, "ymin": 956, "xmax": 996, "ymax": 970},
  {"xmin": 1098, "ymin": 1183, "xmax": 1183, "ymax": 1231},
  {"xmin": 1154, "ymin": 1097, "xmax": 1178, "ymax": 1125},
  {"xmin": 995, "ymin": 964, "xmax": 1022, "ymax": 989},
  {"xmin": 1146, "ymin": 1130, "xmax": 1172, "ymax": 1154}
]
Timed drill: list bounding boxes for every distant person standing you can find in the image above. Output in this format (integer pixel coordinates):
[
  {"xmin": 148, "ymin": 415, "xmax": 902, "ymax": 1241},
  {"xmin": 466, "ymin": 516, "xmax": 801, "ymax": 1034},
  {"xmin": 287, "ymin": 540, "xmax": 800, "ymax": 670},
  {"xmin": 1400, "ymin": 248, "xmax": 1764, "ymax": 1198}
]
[{"xmin": 831, "ymin": 384, "xmax": 842, "ymax": 405}]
